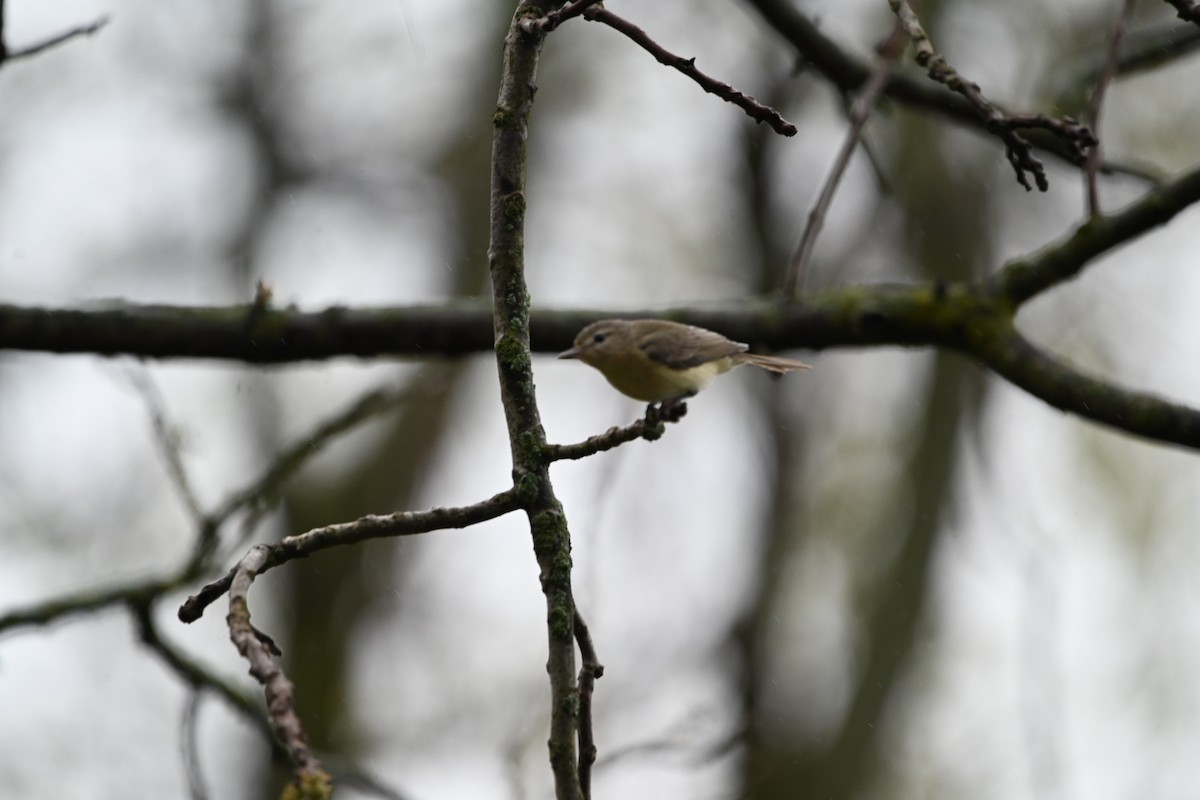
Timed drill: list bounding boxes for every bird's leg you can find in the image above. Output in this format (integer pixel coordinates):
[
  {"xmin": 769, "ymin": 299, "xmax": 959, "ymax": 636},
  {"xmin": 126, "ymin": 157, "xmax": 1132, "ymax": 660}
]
[{"xmin": 643, "ymin": 403, "xmax": 660, "ymax": 425}]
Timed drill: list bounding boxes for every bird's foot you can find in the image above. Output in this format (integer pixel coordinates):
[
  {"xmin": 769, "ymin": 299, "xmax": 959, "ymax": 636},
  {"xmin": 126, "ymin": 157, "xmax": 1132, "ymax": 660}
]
[
  {"xmin": 641, "ymin": 399, "xmax": 688, "ymax": 440},
  {"xmin": 652, "ymin": 400, "xmax": 691, "ymax": 424}
]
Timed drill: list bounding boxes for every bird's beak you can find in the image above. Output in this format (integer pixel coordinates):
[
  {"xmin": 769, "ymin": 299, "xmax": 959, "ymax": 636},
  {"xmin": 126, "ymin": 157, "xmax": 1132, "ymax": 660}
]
[{"xmin": 557, "ymin": 346, "xmax": 581, "ymax": 360}]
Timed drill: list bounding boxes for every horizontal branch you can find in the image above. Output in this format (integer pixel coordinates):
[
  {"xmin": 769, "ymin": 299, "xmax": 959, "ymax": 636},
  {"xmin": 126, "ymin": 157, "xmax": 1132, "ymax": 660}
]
[
  {"xmin": 0, "ymin": 288, "xmax": 983, "ymax": 363},
  {"xmin": 968, "ymin": 321, "xmax": 1200, "ymax": 448},
  {"xmin": 545, "ymin": 418, "xmax": 670, "ymax": 461},
  {"xmin": 740, "ymin": 0, "xmax": 1131, "ymax": 174},
  {"xmin": 0, "ymin": 578, "xmax": 175, "ymax": 634},
  {"xmin": 178, "ymin": 487, "xmax": 521, "ymax": 622},
  {"xmin": 0, "ymin": 302, "xmax": 501, "ymax": 362}
]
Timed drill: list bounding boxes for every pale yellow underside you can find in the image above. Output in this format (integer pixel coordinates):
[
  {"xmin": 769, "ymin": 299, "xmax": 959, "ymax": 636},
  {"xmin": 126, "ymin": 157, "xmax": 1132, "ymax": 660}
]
[{"xmin": 587, "ymin": 354, "xmax": 737, "ymax": 403}]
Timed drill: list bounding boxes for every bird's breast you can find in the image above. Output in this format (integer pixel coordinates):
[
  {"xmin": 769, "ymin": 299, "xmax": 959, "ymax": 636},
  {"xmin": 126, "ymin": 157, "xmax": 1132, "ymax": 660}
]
[{"xmin": 594, "ymin": 356, "xmax": 732, "ymax": 402}]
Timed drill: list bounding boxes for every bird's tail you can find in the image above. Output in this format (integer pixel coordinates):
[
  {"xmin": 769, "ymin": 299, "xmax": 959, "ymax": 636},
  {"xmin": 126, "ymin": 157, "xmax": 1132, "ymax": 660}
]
[{"xmin": 738, "ymin": 353, "xmax": 812, "ymax": 373}]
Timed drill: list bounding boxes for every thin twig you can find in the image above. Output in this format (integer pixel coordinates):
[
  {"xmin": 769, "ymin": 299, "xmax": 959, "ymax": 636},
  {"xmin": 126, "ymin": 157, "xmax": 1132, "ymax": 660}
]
[
  {"xmin": 181, "ymin": 690, "xmax": 210, "ymax": 800},
  {"xmin": 784, "ymin": 23, "xmax": 906, "ymax": 297},
  {"xmin": 1085, "ymin": 0, "xmax": 1137, "ymax": 217},
  {"xmin": 544, "ymin": 417, "xmax": 671, "ymax": 461},
  {"xmin": 210, "ymin": 384, "xmax": 420, "ymax": 526},
  {"xmin": 129, "ymin": 371, "xmax": 206, "ymax": 522},
  {"xmin": 0, "ymin": 578, "xmax": 174, "ymax": 634},
  {"xmin": 887, "ymin": 0, "xmax": 1096, "ymax": 191},
  {"xmin": 1066, "ymin": 21, "xmax": 1200, "ymax": 90},
  {"xmin": 226, "ymin": 546, "xmax": 332, "ymax": 796},
  {"xmin": 195, "ymin": 382, "xmax": 424, "ymax": 567},
  {"xmin": 178, "ymin": 488, "xmax": 521, "ymax": 622},
  {"xmin": 574, "ymin": 609, "xmax": 604, "ymax": 800},
  {"xmin": 3, "ymin": 16, "xmax": 108, "ymax": 62},
  {"xmin": 519, "ymin": 0, "xmax": 605, "ymax": 34},
  {"xmin": 583, "ymin": 7, "xmax": 797, "ymax": 136}
]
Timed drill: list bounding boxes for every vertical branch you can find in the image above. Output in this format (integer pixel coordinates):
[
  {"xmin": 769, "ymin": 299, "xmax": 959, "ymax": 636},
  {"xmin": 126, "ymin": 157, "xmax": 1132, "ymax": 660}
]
[
  {"xmin": 783, "ymin": 22, "xmax": 906, "ymax": 297},
  {"xmin": 1085, "ymin": 0, "xmax": 1137, "ymax": 217},
  {"xmin": 226, "ymin": 546, "xmax": 332, "ymax": 798},
  {"xmin": 573, "ymin": 610, "xmax": 604, "ymax": 800},
  {"xmin": 490, "ymin": 6, "xmax": 582, "ymax": 799}
]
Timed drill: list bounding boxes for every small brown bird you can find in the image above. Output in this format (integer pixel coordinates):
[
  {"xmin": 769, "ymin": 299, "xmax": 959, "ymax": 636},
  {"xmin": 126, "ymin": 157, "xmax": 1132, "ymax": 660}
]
[{"xmin": 558, "ymin": 319, "xmax": 810, "ymax": 420}]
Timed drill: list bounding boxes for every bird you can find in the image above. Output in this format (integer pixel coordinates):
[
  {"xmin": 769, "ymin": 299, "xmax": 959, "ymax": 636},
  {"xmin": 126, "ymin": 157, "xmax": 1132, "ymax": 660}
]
[{"xmin": 558, "ymin": 318, "xmax": 810, "ymax": 422}]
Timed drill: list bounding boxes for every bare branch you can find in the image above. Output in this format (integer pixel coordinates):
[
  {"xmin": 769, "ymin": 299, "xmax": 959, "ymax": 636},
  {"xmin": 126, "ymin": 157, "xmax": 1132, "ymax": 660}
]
[
  {"xmin": 491, "ymin": 9, "xmax": 583, "ymax": 795},
  {"xmin": 180, "ymin": 690, "xmax": 209, "ymax": 800},
  {"xmin": 178, "ymin": 487, "xmax": 521, "ymax": 622},
  {"xmin": 784, "ymin": 22, "xmax": 906, "ymax": 296},
  {"xmin": 3, "ymin": 16, "xmax": 108, "ymax": 63},
  {"xmin": 574, "ymin": 609, "xmax": 604, "ymax": 800},
  {"xmin": 1085, "ymin": 0, "xmax": 1137, "ymax": 217},
  {"xmin": 968, "ymin": 321, "xmax": 1200, "ymax": 449},
  {"xmin": 742, "ymin": 0, "xmax": 1131, "ymax": 175},
  {"xmin": 129, "ymin": 371, "xmax": 205, "ymax": 523},
  {"xmin": 225, "ymin": 546, "xmax": 331, "ymax": 796},
  {"xmin": 1062, "ymin": 21, "xmax": 1200, "ymax": 105},
  {"xmin": 0, "ymin": 578, "xmax": 174, "ymax": 634},
  {"xmin": 0, "ymin": 300, "xmax": 498, "ymax": 362},
  {"xmin": 545, "ymin": 417, "xmax": 672, "ymax": 461},
  {"xmin": 519, "ymin": 0, "xmax": 605, "ymax": 34},
  {"xmin": 132, "ymin": 599, "xmax": 411, "ymax": 799},
  {"xmin": 887, "ymin": 0, "xmax": 1095, "ymax": 191},
  {"xmin": 196, "ymin": 382, "xmax": 425, "ymax": 567},
  {"xmin": 583, "ymin": 7, "xmax": 797, "ymax": 136}
]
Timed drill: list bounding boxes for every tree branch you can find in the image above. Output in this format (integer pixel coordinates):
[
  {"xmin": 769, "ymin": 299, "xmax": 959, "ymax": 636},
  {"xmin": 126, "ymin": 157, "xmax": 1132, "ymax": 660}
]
[
  {"xmin": 132, "ymin": 599, "xmax": 412, "ymax": 800},
  {"xmin": 887, "ymin": 0, "xmax": 1095, "ymax": 192},
  {"xmin": 520, "ymin": 0, "xmax": 605, "ymax": 34},
  {"xmin": 1084, "ymin": 0, "xmax": 1137, "ymax": 216},
  {"xmin": 582, "ymin": 6, "xmax": 797, "ymax": 136},
  {"xmin": 967, "ymin": 320, "xmax": 1200, "ymax": 449},
  {"xmin": 784, "ymin": 21, "xmax": 906, "ymax": 295},
  {"xmin": 2, "ymin": 16, "xmax": 108, "ymax": 63},
  {"xmin": 573, "ymin": 609, "xmax": 604, "ymax": 800},
  {"xmin": 990, "ymin": 159, "xmax": 1200, "ymax": 305},
  {"xmin": 177, "ymin": 487, "xmax": 521, "ymax": 623},
  {"xmin": 225, "ymin": 546, "xmax": 332, "ymax": 797},
  {"xmin": 5, "ymin": 166, "xmax": 1200, "ymax": 465},
  {"xmin": 0, "ymin": 578, "xmax": 174, "ymax": 634},
  {"xmin": 740, "ymin": 0, "xmax": 1131, "ymax": 175},
  {"xmin": 491, "ymin": 7, "xmax": 583, "ymax": 797},
  {"xmin": 544, "ymin": 417, "xmax": 671, "ymax": 461}
]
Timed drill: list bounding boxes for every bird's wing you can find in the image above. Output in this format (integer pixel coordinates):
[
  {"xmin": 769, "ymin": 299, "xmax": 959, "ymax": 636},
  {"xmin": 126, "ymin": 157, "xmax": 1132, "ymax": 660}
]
[{"xmin": 637, "ymin": 324, "xmax": 747, "ymax": 369}]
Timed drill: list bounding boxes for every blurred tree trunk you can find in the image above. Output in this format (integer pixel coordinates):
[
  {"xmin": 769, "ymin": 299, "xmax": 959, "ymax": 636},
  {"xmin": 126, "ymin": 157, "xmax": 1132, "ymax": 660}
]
[
  {"xmin": 210, "ymin": 2, "xmax": 511, "ymax": 795},
  {"xmin": 735, "ymin": 1, "xmax": 996, "ymax": 796}
]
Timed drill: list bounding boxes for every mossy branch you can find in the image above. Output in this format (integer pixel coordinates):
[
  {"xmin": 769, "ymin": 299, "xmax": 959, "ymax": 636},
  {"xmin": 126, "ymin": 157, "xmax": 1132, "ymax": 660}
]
[{"xmin": 489, "ymin": 6, "xmax": 584, "ymax": 797}]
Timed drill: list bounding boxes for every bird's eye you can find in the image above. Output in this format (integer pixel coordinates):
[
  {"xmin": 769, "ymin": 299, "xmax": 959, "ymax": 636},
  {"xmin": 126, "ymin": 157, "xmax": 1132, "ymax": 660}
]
[{"xmin": 592, "ymin": 333, "xmax": 607, "ymax": 344}]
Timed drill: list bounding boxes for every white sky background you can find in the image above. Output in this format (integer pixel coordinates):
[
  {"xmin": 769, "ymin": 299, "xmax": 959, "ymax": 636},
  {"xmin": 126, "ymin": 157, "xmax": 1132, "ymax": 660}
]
[{"xmin": 2, "ymin": 1, "xmax": 1200, "ymax": 799}]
